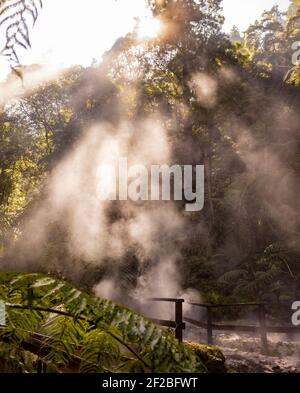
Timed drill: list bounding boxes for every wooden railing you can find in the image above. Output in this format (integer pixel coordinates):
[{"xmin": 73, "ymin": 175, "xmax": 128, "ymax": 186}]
[
  {"xmin": 184, "ymin": 302, "xmax": 299, "ymax": 354},
  {"xmin": 147, "ymin": 298, "xmax": 185, "ymax": 342},
  {"xmin": 146, "ymin": 299, "xmax": 299, "ymax": 353}
]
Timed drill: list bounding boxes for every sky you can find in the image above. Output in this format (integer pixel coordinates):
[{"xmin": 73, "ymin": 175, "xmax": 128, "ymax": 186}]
[
  {"xmin": 222, "ymin": 0, "xmax": 290, "ymax": 31},
  {"xmin": 0, "ymin": 0, "xmax": 291, "ymax": 81}
]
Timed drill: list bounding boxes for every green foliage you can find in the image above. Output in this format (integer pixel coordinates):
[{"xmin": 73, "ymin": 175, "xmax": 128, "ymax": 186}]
[
  {"xmin": 183, "ymin": 341, "xmax": 226, "ymax": 373},
  {"xmin": 0, "ymin": 0, "xmax": 43, "ymax": 74},
  {"xmin": 0, "ymin": 0, "xmax": 300, "ymax": 340},
  {"xmin": 0, "ymin": 272, "xmax": 205, "ymax": 373}
]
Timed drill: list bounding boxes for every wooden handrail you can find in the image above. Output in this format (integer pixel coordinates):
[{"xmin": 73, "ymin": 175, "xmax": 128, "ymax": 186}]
[
  {"xmin": 188, "ymin": 302, "xmax": 265, "ymax": 308},
  {"xmin": 146, "ymin": 298, "xmax": 185, "ymax": 341},
  {"xmin": 185, "ymin": 301, "xmax": 299, "ymax": 354},
  {"xmin": 148, "ymin": 298, "xmax": 184, "ymax": 303},
  {"xmin": 184, "ymin": 317, "xmax": 300, "ymax": 333}
]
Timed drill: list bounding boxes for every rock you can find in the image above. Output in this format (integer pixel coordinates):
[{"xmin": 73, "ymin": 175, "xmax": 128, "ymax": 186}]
[{"xmin": 183, "ymin": 341, "xmax": 227, "ymax": 373}]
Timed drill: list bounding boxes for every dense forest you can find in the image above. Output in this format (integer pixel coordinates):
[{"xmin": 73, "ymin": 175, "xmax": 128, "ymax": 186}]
[{"xmin": 1, "ymin": 0, "xmax": 300, "ymax": 373}]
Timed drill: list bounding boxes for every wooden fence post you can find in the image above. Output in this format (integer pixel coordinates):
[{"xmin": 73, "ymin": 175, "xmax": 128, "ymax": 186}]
[
  {"xmin": 175, "ymin": 299, "xmax": 184, "ymax": 342},
  {"xmin": 258, "ymin": 304, "xmax": 268, "ymax": 354},
  {"xmin": 206, "ymin": 306, "xmax": 213, "ymax": 345}
]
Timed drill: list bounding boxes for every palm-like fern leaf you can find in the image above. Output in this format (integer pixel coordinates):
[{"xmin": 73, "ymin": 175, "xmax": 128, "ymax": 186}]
[
  {"xmin": 0, "ymin": 272, "xmax": 205, "ymax": 373},
  {"xmin": 0, "ymin": 0, "xmax": 42, "ymax": 72}
]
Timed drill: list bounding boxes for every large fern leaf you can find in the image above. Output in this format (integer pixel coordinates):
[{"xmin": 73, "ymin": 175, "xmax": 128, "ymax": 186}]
[
  {"xmin": 0, "ymin": 0, "xmax": 43, "ymax": 72},
  {"xmin": 0, "ymin": 272, "xmax": 205, "ymax": 373}
]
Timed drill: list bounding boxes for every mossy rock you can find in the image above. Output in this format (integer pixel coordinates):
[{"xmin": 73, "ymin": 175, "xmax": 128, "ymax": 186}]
[{"xmin": 184, "ymin": 341, "xmax": 227, "ymax": 373}]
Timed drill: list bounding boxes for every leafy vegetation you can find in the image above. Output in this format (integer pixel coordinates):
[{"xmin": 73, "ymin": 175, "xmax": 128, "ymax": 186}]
[
  {"xmin": 0, "ymin": 1, "xmax": 299, "ymax": 301},
  {"xmin": 0, "ymin": 0, "xmax": 43, "ymax": 75},
  {"xmin": 0, "ymin": 0, "xmax": 300, "ymax": 372},
  {"xmin": 183, "ymin": 342, "xmax": 226, "ymax": 373},
  {"xmin": 0, "ymin": 272, "xmax": 205, "ymax": 373}
]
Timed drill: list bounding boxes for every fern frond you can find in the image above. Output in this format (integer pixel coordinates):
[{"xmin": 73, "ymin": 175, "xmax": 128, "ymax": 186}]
[
  {"xmin": 0, "ymin": 272, "xmax": 204, "ymax": 373},
  {"xmin": 79, "ymin": 330, "xmax": 120, "ymax": 373},
  {"xmin": 0, "ymin": 0, "xmax": 43, "ymax": 73},
  {"xmin": 0, "ymin": 341, "xmax": 37, "ymax": 372}
]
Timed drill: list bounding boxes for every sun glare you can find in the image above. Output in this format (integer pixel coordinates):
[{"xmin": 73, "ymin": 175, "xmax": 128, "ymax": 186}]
[{"xmin": 137, "ymin": 16, "xmax": 162, "ymax": 40}]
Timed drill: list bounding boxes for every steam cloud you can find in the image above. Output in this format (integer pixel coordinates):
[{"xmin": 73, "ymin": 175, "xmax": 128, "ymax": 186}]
[
  {"xmin": 3, "ymin": 51, "xmax": 300, "ymax": 322},
  {"xmin": 6, "ymin": 113, "xmax": 198, "ymax": 314}
]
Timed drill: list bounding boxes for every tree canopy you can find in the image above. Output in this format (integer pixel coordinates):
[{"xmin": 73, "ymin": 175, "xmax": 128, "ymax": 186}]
[{"xmin": 0, "ymin": 0, "xmax": 300, "ymax": 373}]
